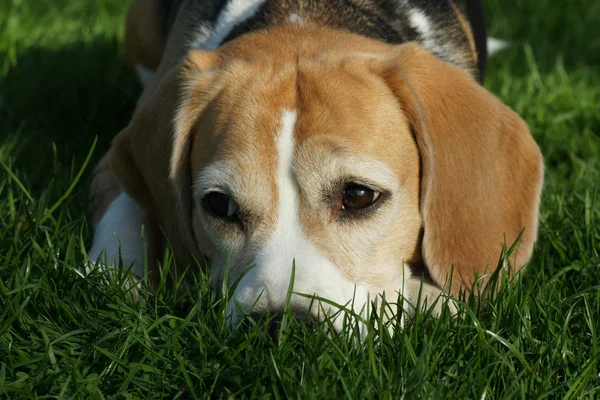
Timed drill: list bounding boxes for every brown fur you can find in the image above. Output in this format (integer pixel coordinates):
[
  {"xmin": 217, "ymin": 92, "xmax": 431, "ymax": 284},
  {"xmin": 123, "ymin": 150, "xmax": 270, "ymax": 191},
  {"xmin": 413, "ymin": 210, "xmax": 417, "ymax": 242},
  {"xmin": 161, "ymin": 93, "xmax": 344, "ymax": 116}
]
[
  {"xmin": 123, "ymin": 0, "xmax": 165, "ymax": 70},
  {"xmin": 92, "ymin": 21, "xmax": 543, "ymax": 299},
  {"xmin": 108, "ymin": 52, "xmax": 223, "ymax": 277},
  {"xmin": 89, "ymin": 149, "xmax": 121, "ymax": 225},
  {"xmin": 380, "ymin": 43, "xmax": 543, "ymax": 294},
  {"xmin": 449, "ymin": 1, "xmax": 478, "ymax": 65}
]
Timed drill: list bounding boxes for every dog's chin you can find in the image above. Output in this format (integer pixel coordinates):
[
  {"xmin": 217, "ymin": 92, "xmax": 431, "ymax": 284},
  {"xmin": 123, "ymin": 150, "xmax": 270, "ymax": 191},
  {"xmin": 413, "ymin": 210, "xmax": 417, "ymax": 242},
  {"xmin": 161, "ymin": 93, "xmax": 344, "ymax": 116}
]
[
  {"xmin": 224, "ymin": 289, "xmax": 458, "ymax": 345},
  {"xmin": 220, "ymin": 271, "xmax": 428, "ymax": 339},
  {"xmin": 215, "ymin": 257, "xmax": 389, "ymax": 328},
  {"xmin": 225, "ymin": 290, "xmax": 378, "ymax": 342},
  {"xmin": 216, "ymin": 255, "xmax": 462, "ymax": 344}
]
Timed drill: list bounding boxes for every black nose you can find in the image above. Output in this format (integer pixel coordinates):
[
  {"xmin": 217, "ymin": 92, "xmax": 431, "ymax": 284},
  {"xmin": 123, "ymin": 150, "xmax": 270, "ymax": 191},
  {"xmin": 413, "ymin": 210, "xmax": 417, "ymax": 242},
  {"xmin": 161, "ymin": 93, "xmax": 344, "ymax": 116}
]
[
  {"xmin": 266, "ymin": 314, "xmax": 283, "ymax": 343},
  {"xmin": 249, "ymin": 310, "xmax": 315, "ymax": 344}
]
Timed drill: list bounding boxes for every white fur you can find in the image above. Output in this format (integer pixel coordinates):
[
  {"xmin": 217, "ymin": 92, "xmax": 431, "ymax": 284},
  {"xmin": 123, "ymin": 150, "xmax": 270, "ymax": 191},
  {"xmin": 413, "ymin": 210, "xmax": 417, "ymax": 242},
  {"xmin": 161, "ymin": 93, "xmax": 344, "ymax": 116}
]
[
  {"xmin": 87, "ymin": 193, "xmax": 148, "ymax": 277},
  {"xmin": 193, "ymin": 161, "xmax": 237, "ymax": 197},
  {"xmin": 225, "ymin": 110, "xmax": 395, "ymax": 332},
  {"xmin": 408, "ymin": 8, "xmax": 437, "ymax": 52},
  {"xmin": 289, "ymin": 13, "xmax": 301, "ymax": 23},
  {"xmin": 408, "ymin": 9, "xmax": 431, "ymax": 35},
  {"xmin": 187, "ymin": 25, "xmax": 213, "ymax": 51},
  {"xmin": 487, "ymin": 37, "xmax": 510, "ymax": 55},
  {"xmin": 135, "ymin": 64, "xmax": 153, "ymax": 87},
  {"xmin": 197, "ymin": 0, "xmax": 267, "ymax": 50}
]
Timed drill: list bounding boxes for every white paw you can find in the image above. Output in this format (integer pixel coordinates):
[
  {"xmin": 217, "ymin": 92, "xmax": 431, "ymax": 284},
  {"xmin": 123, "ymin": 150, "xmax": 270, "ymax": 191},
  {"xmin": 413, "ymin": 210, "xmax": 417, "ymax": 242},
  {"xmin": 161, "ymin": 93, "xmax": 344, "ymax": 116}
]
[{"xmin": 86, "ymin": 193, "xmax": 150, "ymax": 300}]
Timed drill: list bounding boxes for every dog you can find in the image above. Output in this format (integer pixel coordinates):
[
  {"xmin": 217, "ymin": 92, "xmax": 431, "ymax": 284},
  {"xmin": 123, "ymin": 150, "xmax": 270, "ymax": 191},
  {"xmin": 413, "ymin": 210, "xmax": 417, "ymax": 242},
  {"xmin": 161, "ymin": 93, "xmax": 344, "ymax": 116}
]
[{"xmin": 87, "ymin": 0, "xmax": 543, "ymax": 330}]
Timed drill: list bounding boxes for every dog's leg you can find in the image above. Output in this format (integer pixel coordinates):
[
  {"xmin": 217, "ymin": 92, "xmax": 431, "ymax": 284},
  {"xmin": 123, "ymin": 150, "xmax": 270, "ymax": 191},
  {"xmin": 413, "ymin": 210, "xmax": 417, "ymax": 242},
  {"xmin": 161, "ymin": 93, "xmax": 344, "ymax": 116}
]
[
  {"xmin": 87, "ymin": 193, "xmax": 149, "ymax": 277},
  {"xmin": 87, "ymin": 150, "xmax": 151, "ymax": 278}
]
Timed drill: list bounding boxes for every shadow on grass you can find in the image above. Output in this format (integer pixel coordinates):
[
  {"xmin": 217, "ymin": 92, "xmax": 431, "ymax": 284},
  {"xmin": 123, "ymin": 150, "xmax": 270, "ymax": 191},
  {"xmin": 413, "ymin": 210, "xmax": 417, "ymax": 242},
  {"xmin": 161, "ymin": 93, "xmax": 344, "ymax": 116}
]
[{"xmin": 0, "ymin": 38, "xmax": 140, "ymax": 194}]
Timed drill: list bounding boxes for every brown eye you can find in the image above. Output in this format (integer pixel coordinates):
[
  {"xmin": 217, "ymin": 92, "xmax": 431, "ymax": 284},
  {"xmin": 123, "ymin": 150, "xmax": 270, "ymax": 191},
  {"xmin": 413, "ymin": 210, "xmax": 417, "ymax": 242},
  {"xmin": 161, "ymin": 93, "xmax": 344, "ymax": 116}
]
[
  {"xmin": 202, "ymin": 192, "xmax": 239, "ymax": 221},
  {"xmin": 342, "ymin": 184, "xmax": 380, "ymax": 211}
]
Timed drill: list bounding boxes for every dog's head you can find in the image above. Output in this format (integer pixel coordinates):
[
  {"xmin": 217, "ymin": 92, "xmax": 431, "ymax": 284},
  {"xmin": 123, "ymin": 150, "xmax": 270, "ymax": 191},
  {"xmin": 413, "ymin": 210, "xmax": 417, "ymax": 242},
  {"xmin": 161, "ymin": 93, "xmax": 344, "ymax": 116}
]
[{"xmin": 112, "ymin": 26, "xmax": 543, "ymax": 327}]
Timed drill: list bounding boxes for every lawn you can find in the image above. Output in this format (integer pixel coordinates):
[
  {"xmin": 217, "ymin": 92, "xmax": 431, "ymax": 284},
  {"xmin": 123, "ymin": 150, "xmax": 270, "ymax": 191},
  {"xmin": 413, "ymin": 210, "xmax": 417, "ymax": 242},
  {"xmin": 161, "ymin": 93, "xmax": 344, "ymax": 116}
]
[{"xmin": 1, "ymin": 0, "xmax": 599, "ymax": 398}]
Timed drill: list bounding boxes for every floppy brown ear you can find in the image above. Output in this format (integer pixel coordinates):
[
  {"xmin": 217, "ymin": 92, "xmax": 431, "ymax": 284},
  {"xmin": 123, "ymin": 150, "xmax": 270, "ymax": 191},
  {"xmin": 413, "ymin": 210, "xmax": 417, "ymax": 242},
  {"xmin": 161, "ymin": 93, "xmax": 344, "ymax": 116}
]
[
  {"xmin": 110, "ymin": 50, "xmax": 221, "ymax": 269},
  {"xmin": 381, "ymin": 43, "xmax": 544, "ymax": 296}
]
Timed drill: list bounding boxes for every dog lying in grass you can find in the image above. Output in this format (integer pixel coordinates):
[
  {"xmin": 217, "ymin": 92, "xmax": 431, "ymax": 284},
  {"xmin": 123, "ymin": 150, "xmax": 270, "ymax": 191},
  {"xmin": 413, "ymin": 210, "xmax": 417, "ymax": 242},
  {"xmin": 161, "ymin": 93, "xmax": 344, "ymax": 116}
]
[{"xmin": 88, "ymin": 0, "xmax": 543, "ymax": 330}]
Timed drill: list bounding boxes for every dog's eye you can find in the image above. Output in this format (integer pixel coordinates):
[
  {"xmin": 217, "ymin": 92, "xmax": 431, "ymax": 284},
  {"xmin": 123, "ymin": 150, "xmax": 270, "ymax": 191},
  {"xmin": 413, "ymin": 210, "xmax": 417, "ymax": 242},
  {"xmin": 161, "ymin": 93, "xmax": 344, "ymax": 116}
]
[
  {"xmin": 342, "ymin": 184, "xmax": 380, "ymax": 211},
  {"xmin": 202, "ymin": 192, "xmax": 239, "ymax": 220}
]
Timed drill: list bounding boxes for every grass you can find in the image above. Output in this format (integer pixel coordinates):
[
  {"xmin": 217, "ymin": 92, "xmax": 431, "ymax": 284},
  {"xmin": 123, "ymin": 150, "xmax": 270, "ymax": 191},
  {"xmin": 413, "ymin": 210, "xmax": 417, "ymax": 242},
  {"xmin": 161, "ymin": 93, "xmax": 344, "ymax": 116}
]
[{"xmin": 0, "ymin": 0, "xmax": 599, "ymax": 397}]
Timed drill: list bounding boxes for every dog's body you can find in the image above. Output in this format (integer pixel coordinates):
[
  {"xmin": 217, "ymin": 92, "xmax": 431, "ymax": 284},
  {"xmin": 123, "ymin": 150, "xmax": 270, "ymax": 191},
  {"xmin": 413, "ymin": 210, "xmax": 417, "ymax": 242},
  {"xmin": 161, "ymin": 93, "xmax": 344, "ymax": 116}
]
[
  {"xmin": 88, "ymin": 0, "xmax": 543, "ymax": 328},
  {"xmin": 125, "ymin": 0, "xmax": 487, "ymax": 86}
]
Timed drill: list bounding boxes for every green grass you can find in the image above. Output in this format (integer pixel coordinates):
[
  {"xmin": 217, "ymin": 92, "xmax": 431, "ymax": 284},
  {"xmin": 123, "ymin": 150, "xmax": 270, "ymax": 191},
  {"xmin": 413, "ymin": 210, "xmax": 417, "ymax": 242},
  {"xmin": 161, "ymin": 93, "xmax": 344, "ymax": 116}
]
[{"xmin": 1, "ymin": 0, "xmax": 599, "ymax": 397}]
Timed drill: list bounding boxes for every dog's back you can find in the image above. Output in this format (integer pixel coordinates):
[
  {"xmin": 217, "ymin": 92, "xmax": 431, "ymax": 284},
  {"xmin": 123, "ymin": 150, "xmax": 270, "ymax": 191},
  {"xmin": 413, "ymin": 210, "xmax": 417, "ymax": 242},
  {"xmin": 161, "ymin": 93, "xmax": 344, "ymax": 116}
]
[{"xmin": 128, "ymin": 0, "xmax": 488, "ymax": 82}]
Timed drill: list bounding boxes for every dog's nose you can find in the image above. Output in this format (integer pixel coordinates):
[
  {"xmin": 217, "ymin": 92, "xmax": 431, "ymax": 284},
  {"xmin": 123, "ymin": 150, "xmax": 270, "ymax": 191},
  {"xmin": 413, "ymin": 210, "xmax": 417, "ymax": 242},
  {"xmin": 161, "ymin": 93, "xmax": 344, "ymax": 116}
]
[
  {"xmin": 247, "ymin": 312, "xmax": 283, "ymax": 343},
  {"xmin": 266, "ymin": 313, "xmax": 283, "ymax": 343},
  {"xmin": 250, "ymin": 310, "xmax": 315, "ymax": 344}
]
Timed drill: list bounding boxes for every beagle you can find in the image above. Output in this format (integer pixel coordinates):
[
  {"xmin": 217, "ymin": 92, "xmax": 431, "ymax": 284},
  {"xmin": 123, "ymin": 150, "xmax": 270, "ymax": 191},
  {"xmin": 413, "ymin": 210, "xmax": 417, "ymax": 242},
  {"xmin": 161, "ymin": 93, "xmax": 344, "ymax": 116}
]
[{"xmin": 88, "ymin": 0, "xmax": 544, "ymax": 329}]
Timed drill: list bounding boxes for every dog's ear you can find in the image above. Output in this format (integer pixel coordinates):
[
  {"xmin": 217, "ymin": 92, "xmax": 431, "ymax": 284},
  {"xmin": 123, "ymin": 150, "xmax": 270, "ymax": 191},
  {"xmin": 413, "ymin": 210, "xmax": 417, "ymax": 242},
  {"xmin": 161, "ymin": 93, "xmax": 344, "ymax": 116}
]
[
  {"xmin": 381, "ymin": 43, "xmax": 544, "ymax": 296},
  {"xmin": 110, "ymin": 50, "xmax": 221, "ymax": 266}
]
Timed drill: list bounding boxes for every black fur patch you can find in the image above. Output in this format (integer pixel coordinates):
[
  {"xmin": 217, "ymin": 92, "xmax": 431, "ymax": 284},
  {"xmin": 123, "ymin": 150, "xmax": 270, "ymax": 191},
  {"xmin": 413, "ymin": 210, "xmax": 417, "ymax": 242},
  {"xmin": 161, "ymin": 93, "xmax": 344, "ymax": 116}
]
[
  {"xmin": 157, "ymin": 0, "xmax": 183, "ymax": 35},
  {"xmin": 159, "ymin": 0, "xmax": 487, "ymax": 81},
  {"xmin": 462, "ymin": 0, "xmax": 487, "ymax": 79},
  {"xmin": 221, "ymin": 0, "xmax": 410, "ymax": 45}
]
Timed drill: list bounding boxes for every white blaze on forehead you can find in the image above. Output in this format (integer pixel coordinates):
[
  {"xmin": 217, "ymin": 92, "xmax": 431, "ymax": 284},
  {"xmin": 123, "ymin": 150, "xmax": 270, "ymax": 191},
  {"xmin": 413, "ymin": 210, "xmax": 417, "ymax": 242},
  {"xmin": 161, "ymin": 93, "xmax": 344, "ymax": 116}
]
[
  {"xmin": 252, "ymin": 109, "xmax": 300, "ymax": 295},
  {"xmin": 274, "ymin": 109, "xmax": 298, "ymax": 240},
  {"xmin": 226, "ymin": 109, "xmax": 388, "ymax": 329}
]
